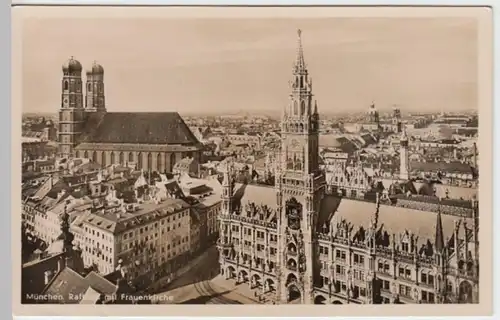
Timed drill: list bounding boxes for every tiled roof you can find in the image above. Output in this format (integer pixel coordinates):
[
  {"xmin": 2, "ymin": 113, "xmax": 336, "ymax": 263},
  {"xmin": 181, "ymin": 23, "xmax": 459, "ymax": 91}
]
[
  {"xmin": 80, "ymin": 112, "xmax": 200, "ymax": 145},
  {"xmin": 44, "ymin": 268, "xmax": 88, "ymax": 303},
  {"xmin": 392, "ymin": 194, "xmax": 473, "ymax": 209},
  {"xmin": 82, "ymin": 198, "xmax": 190, "ymax": 234},
  {"xmin": 83, "ymin": 271, "xmax": 117, "ymax": 294},
  {"xmin": 325, "ymin": 197, "xmax": 472, "ymax": 247},
  {"xmin": 232, "ymin": 183, "xmax": 276, "ymax": 210},
  {"xmin": 21, "ymin": 253, "xmax": 64, "ymax": 302},
  {"xmin": 43, "ymin": 268, "xmax": 117, "ymax": 304},
  {"xmin": 410, "ymin": 160, "xmax": 474, "ymax": 175}
]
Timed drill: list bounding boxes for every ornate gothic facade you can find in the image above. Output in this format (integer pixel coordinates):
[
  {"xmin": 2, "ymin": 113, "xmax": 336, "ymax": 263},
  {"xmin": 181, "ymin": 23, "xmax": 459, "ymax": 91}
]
[{"xmin": 216, "ymin": 30, "xmax": 479, "ymax": 305}]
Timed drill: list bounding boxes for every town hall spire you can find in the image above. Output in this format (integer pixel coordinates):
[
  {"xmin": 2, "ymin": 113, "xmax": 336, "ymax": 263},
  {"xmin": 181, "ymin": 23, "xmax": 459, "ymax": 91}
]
[{"xmin": 294, "ymin": 29, "xmax": 306, "ymax": 73}]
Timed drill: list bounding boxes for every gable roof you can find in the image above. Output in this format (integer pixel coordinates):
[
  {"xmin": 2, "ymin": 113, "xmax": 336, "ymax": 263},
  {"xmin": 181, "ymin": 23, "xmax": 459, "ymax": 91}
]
[
  {"xmin": 80, "ymin": 112, "xmax": 200, "ymax": 145},
  {"xmin": 43, "ymin": 268, "xmax": 117, "ymax": 304},
  {"xmin": 322, "ymin": 196, "xmax": 472, "ymax": 247}
]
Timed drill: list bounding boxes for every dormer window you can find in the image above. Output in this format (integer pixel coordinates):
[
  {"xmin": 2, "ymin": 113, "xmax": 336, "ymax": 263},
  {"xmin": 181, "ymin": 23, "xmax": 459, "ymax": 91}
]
[{"xmin": 401, "ymin": 241, "xmax": 409, "ymax": 252}]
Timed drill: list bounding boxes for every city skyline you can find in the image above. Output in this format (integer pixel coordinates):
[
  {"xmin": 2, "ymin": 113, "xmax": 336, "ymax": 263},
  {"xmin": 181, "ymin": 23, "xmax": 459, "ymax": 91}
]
[{"xmin": 22, "ymin": 17, "xmax": 477, "ymax": 115}]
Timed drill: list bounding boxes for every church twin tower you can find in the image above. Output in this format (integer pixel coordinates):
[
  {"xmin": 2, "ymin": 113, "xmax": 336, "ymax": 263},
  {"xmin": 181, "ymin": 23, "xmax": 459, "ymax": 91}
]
[{"xmin": 58, "ymin": 58, "xmax": 106, "ymax": 157}]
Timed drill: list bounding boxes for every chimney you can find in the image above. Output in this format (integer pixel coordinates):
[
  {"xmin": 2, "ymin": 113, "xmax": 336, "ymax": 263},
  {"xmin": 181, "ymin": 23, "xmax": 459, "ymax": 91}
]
[{"xmin": 44, "ymin": 270, "xmax": 53, "ymax": 285}]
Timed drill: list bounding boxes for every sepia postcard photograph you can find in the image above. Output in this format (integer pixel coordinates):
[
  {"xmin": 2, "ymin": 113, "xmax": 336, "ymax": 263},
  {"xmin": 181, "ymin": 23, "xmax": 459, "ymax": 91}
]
[{"xmin": 11, "ymin": 5, "xmax": 493, "ymax": 317}]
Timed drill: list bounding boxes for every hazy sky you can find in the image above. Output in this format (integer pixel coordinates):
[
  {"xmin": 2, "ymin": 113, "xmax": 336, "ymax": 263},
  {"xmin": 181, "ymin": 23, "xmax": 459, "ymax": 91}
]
[{"xmin": 21, "ymin": 17, "xmax": 477, "ymax": 115}]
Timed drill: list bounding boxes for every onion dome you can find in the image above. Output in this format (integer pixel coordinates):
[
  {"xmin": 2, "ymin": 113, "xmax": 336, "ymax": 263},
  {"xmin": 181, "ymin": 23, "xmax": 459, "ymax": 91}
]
[
  {"xmin": 91, "ymin": 61, "xmax": 104, "ymax": 74},
  {"xmin": 62, "ymin": 56, "xmax": 83, "ymax": 73}
]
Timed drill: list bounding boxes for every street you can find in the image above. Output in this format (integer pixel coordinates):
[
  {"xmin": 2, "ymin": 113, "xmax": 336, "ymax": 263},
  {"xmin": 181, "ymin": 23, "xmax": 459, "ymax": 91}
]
[{"xmin": 151, "ymin": 245, "xmax": 260, "ymax": 304}]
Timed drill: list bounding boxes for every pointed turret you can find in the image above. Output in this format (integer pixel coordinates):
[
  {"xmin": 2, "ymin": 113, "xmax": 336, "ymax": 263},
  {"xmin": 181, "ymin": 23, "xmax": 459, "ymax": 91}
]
[
  {"xmin": 221, "ymin": 160, "xmax": 234, "ymax": 214},
  {"xmin": 294, "ymin": 29, "xmax": 306, "ymax": 73},
  {"xmin": 399, "ymin": 125, "xmax": 410, "ymax": 181},
  {"xmin": 434, "ymin": 204, "xmax": 445, "ymax": 253},
  {"xmin": 59, "ymin": 201, "xmax": 74, "ymax": 253},
  {"xmin": 400, "ymin": 125, "xmax": 408, "ymax": 144}
]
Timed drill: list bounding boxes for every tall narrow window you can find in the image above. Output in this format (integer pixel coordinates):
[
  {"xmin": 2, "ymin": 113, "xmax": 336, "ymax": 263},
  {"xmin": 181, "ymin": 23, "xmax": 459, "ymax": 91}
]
[
  {"xmin": 293, "ymin": 101, "xmax": 298, "ymax": 115},
  {"xmin": 101, "ymin": 152, "xmax": 106, "ymax": 167},
  {"xmin": 147, "ymin": 153, "xmax": 152, "ymax": 170},
  {"xmin": 138, "ymin": 152, "xmax": 143, "ymax": 169},
  {"xmin": 64, "ymin": 81, "xmax": 69, "ymax": 90},
  {"xmin": 119, "ymin": 152, "xmax": 124, "ymax": 164},
  {"xmin": 110, "ymin": 152, "xmax": 115, "ymax": 164},
  {"xmin": 157, "ymin": 153, "xmax": 162, "ymax": 172},
  {"xmin": 170, "ymin": 153, "xmax": 176, "ymax": 172},
  {"xmin": 88, "ymin": 83, "xmax": 92, "ymax": 92},
  {"xmin": 300, "ymin": 101, "xmax": 306, "ymax": 115}
]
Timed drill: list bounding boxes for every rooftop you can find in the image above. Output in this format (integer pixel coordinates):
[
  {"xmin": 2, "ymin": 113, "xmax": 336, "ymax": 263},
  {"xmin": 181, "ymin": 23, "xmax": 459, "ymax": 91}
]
[{"xmin": 80, "ymin": 198, "xmax": 190, "ymax": 234}]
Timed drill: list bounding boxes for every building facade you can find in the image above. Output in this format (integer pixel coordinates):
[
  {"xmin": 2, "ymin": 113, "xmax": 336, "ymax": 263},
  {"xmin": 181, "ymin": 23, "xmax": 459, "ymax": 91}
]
[
  {"xmin": 57, "ymin": 59, "xmax": 203, "ymax": 172},
  {"xmin": 71, "ymin": 198, "xmax": 192, "ymax": 288},
  {"xmin": 216, "ymin": 29, "xmax": 479, "ymax": 305}
]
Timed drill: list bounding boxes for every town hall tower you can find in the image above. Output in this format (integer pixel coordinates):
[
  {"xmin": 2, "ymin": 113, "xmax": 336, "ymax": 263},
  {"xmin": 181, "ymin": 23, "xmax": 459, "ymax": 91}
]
[{"xmin": 275, "ymin": 29, "xmax": 326, "ymax": 304}]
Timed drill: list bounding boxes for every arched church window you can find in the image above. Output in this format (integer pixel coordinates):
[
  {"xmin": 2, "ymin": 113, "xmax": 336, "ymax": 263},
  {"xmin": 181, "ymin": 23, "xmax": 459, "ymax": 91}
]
[
  {"xmin": 137, "ymin": 152, "xmax": 143, "ymax": 169},
  {"xmin": 300, "ymin": 101, "xmax": 306, "ymax": 115},
  {"xmin": 147, "ymin": 153, "xmax": 152, "ymax": 170},
  {"xmin": 128, "ymin": 152, "xmax": 134, "ymax": 163},
  {"xmin": 110, "ymin": 152, "xmax": 115, "ymax": 164},
  {"xmin": 157, "ymin": 153, "xmax": 162, "ymax": 171},
  {"xmin": 101, "ymin": 152, "xmax": 106, "ymax": 167},
  {"xmin": 64, "ymin": 81, "xmax": 69, "ymax": 91},
  {"xmin": 293, "ymin": 101, "xmax": 298, "ymax": 115},
  {"xmin": 88, "ymin": 83, "xmax": 92, "ymax": 92},
  {"xmin": 92, "ymin": 152, "xmax": 97, "ymax": 163},
  {"xmin": 170, "ymin": 153, "xmax": 176, "ymax": 172},
  {"xmin": 300, "ymin": 76, "xmax": 304, "ymax": 88}
]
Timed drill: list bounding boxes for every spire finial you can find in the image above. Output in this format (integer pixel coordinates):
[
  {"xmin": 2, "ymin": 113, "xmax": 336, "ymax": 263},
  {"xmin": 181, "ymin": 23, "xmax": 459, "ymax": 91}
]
[
  {"xmin": 435, "ymin": 202, "xmax": 445, "ymax": 253},
  {"xmin": 294, "ymin": 29, "xmax": 306, "ymax": 72}
]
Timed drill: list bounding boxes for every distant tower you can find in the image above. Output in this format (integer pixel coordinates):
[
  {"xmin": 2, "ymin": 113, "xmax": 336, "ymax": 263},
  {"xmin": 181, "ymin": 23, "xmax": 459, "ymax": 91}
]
[
  {"xmin": 368, "ymin": 102, "xmax": 380, "ymax": 125},
  {"xmin": 58, "ymin": 57, "xmax": 85, "ymax": 158},
  {"xmin": 399, "ymin": 126, "xmax": 410, "ymax": 180},
  {"xmin": 221, "ymin": 161, "xmax": 234, "ymax": 215},
  {"xmin": 85, "ymin": 61, "xmax": 106, "ymax": 113},
  {"xmin": 392, "ymin": 106, "xmax": 402, "ymax": 133}
]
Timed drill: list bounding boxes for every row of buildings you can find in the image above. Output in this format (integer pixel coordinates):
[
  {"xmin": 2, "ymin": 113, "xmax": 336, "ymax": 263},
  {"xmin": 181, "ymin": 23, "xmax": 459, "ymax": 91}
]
[{"xmin": 22, "ymin": 161, "xmax": 222, "ymax": 302}]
